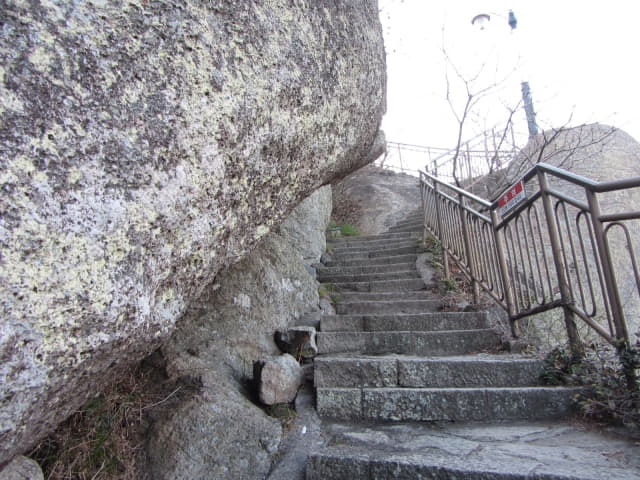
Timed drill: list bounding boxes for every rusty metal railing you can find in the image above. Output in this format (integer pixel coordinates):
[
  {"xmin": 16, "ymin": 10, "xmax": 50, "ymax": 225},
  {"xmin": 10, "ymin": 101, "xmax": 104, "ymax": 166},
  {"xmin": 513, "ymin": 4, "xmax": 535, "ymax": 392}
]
[{"xmin": 420, "ymin": 164, "xmax": 640, "ymax": 368}]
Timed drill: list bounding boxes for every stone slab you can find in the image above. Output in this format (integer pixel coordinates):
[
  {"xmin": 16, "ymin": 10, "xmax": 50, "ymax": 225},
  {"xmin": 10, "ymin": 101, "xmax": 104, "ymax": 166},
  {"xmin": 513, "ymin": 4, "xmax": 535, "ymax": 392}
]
[
  {"xmin": 332, "ymin": 278, "xmax": 426, "ymax": 292},
  {"xmin": 323, "ymin": 253, "xmax": 418, "ymax": 267},
  {"xmin": 318, "ymin": 270, "xmax": 420, "ymax": 284},
  {"xmin": 361, "ymin": 387, "xmax": 582, "ymax": 422},
  {"xmin": 398, "ymin": 356, "xmax": 544, "ymax": 388},
  {"xmin": 317, "ymin": 330, "xmax": 500, "ymax": 355},
  {"xmin": 316, "ymin": 388, "xmax": 361, "ymax": 420},
  {"xmin": 320, "ymin": 312, "xmax": 488, "ymax": 332},
  {"xmin": 314, "ymin": 356, "xmax": 398, "ymax": 388},
  {"xmin": 334, "ymin": 299, "xmax": 441, "ymax": 315},
  {"xmin": 316, "ymin": 262, "xmax": 416, "ymax": 276},
  {"xmin": 306, "ymin": 420, "xmax": 640, "ymax": 480}
]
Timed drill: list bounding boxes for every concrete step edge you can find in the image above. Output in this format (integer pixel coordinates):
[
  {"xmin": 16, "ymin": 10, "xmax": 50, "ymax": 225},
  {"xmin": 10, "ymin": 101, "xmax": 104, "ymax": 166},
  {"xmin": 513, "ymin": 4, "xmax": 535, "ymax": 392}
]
[{"xmin": 322, "ymin": 254, "xmax": 419, "ymax": 267}]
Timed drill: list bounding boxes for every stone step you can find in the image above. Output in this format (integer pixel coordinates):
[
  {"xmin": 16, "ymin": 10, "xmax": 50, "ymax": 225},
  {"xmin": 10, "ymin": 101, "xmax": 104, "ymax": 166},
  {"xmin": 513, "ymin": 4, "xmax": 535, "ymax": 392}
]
[
  {"xmin": 316, "ymin": 386, "xmax": 582, "ymax": 422},
  {"xmin": 329, "ymin": 240, "xmax": 419, "ymax": 255},
  {"xmin": 331, "ymin": 290, "xmax": 440, "ymax": 302},
  {"xmin": 333, "ymin": 299, "xmax": 440, "ymax": 315},
  {"xmin": 314, "ymin": 354, "xmax": 543, "ymax": 388},
  {"xmin": 318, "ymin": 270, "xmax": 420, "ymax": 285},
  {"xmin": 331, "ymin": 245, "xmax": 422, "ymax": 260},
  {"xmin": 306, "ymin": 431, "xmax": 632, "ymax": 480},
  {"xmin": 328, "ymin": 231, "xmax": 418, "ymax": 245},
  {"xmin": 387, "ymin": 219, "xmax": 423, "ymax": 229},
  {"xmin": 317, "ymin": 329, "xmax": 501, "ymax": 355},
  {"xmin": 320, "ymin": 312, "xmax": 489, "ymax": 332},
  {"xmin": 390, "ymin": 217, "xmax": 424, "ymax": 229},
  {"xmin": 331, "ymin": 278, "xmax": 427, "ymax": 292},
  {"xmin": 316, "ymin": 262, "xmax": 416, "ymax": 276},
  {"xmin": 322, "ymin": 253, "xmax": 418, "ymax": 268},
  {"xmin": 386, "ymin": 224, "xmax": 423, "ymax": 234}
]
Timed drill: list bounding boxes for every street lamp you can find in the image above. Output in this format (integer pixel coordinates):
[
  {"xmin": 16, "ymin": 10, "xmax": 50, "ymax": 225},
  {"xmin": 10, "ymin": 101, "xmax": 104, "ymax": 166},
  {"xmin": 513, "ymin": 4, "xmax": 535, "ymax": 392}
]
[{"xmin": 472, "ymin": 10, "xmax": 539, "ymax": 137}]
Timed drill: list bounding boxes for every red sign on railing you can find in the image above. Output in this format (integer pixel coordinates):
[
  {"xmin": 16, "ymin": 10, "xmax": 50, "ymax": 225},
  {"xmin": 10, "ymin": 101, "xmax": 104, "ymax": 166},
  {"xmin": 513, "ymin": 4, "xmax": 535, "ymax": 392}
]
[{"xmin": 498, "ymin": 180, "xmax": 526, "ymax": 216}]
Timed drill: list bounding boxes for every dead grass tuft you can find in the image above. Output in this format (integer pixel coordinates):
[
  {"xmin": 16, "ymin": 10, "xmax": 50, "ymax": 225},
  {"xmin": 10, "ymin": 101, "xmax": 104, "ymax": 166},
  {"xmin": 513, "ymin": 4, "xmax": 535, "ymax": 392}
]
[{"xmin": 28, "ymin": 351, "xmax": 178, "ymax": 480}]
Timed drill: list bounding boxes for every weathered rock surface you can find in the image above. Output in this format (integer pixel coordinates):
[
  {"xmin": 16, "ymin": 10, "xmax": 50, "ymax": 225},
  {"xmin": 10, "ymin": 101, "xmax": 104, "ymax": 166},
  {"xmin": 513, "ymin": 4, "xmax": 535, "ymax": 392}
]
[
  {"xmin": 0, "ymin": 456, "xmax": 43, "ymax": 480},
  {"xmin": 145, "ymin": 369, "xmax": 282, "ymax": 480},
  {"xmin": 332, "ymin": 165, "xmax": 420, "ymax": 235},
  {"xmin": 278, "ymin": 186, "xmax": 332, "ymax": 264},
  {"xmin": 145, "ymin": 185, "xmax": 330, "ymax": 479},
  {"xmin": 257, "ymin": 354, "xmax": 304, "ymax": 405},
  {"xmin": 0, "ymin": 0, "xmax": 385, "ymax": 463}
]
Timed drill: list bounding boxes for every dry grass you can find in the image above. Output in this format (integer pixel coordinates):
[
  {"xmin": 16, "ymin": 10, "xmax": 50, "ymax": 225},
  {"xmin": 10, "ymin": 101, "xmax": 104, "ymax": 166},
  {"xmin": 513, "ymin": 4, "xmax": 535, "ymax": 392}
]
[{"xmin": 28, "ymin": 352, "xmax": 177, "ymax": 480}]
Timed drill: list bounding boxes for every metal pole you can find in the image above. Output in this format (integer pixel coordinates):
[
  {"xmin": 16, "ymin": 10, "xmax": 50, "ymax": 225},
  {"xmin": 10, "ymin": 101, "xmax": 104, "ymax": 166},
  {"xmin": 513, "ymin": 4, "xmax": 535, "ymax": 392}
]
[
  {"xmin": 537, "ymin": 170, "xmax": 583, "ymax": 358},
  {"xmin": 521, "ymin": 81, "xmax": 539, "ymax": 138}
]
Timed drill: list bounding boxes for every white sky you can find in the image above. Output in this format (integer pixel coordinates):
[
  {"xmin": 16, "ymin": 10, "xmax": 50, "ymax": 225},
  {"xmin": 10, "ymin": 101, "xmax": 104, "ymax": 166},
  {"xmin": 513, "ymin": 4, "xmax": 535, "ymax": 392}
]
[{"xmin": 379, "ymin": 0, "xmax": 640, "ymax": 149}]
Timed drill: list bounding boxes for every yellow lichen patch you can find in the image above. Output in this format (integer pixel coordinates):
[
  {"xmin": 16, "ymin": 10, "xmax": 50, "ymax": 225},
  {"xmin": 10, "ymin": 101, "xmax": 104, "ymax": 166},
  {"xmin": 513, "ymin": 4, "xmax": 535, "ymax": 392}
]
[
  {"xmin": 105, "ymin": 228, "xmax": 130, "ymax": 264},
  {"xmin": 28, "ymin": 46, "xmax": 54, "ymax": 73},
  {"xmin": 256, "ymin": 225, "xmax": 270, "ymax": 238},
  {"xmin": 0, "ymin": 67, "xmax": 25, "ymax": 115},
  {"xmin": 67, "ymin": 168, "xmax": 82, "ymax": 185}
]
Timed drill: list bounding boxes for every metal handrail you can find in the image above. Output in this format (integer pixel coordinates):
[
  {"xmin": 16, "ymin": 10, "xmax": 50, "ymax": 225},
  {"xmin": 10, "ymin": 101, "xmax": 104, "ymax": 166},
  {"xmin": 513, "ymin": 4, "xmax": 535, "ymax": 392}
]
[{"xmin": 420, "ymin": 163, "xmax": 640, "ymax": 379}]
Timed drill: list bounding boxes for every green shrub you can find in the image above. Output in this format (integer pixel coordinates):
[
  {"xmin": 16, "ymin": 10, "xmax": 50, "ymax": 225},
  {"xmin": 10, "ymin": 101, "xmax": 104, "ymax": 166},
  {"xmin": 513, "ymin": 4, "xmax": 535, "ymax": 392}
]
[
  {"xmin": 339, "ymin": 223, "xmax": 359, "ymax": 236},
  {"xmin": 540, "ymin": 345, "xmax": 640, "ymax": 428}
]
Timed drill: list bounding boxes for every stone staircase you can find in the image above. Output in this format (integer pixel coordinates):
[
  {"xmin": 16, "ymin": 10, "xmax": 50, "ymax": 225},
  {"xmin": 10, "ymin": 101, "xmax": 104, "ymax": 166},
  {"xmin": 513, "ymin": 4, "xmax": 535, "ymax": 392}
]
[{"xmin": 306, "ymin": 210, "xmax": 586, "ymax": 479}]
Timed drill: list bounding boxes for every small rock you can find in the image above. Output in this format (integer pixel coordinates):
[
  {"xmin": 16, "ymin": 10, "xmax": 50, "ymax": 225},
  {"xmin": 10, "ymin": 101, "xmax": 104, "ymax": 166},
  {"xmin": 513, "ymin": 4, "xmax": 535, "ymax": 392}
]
[
  {"xmin": 274, "ymin": 327, "xmax": 318, "ymax": 359},
  {"xmin": 319, "ymin": 298, "xmax": 335, "ymax": 315},
  {"xmin": 0, "ymin": 456, "xmax": 44, "ymax": 480},
  {"xmin": 256, "ymin": 354, "xmax": 304, "ymax": 405},
  {"xmin": 320, "ymin": 252, "xmax": 334, "ymax": 264}
]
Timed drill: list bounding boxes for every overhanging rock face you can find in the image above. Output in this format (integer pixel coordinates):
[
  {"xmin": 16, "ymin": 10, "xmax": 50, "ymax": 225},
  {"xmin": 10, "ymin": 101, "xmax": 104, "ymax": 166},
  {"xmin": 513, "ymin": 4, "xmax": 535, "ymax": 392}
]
[{"xmin": 0, "ymin": 0, "xmax": 386, "ymax": 463}]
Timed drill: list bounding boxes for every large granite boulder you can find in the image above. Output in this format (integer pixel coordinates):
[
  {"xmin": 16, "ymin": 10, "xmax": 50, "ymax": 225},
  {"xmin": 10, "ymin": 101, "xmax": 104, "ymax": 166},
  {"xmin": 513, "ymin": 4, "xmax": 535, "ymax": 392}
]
[{"xmin": 0, "ymin": 0, "xmax": 385, "ymax": 464}]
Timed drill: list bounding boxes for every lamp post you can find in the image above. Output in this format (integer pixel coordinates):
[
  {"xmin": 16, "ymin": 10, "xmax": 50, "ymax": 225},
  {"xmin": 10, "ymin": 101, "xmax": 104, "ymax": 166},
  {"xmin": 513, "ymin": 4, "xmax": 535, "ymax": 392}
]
[{"xmin": 472, "ymin": 10, "xmax": 539, "ymax": 137}]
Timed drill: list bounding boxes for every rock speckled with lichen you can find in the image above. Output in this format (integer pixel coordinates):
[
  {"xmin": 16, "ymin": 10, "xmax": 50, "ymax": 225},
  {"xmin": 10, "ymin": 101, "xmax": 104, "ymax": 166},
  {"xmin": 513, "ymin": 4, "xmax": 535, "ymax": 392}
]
[{"xmin": 0, "ymin": 0, "xmax": 385, "ymax": 463}]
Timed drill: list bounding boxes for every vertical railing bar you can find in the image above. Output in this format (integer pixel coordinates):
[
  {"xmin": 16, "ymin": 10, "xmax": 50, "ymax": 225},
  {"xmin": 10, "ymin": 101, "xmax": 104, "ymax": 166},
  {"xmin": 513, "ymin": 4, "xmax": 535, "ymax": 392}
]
[
  {"xmin": 520, "ymin": 209, "xmax": 539, "ymax": 309},
  {"xmin": 589, "ymin": 219, "xmax": 615, "ymax": 335},
  {"xmin": 511, "ymin": 217, "xmax": 528, "ymax": 310},
  {"xmin": 486, "ymin": 223, "xmax": 503, "ymax": 297},
  {"xmin": 505, "ymin": 224, "xmax": 523, "ymax": 312},
  {"xmin": 575, "ymin": 212, "xmax": 600, "ymax": 319},
  {"xmin": 511, "ymin": 216, "xmax": 526, "ymax": 309},
  {"xmin": 532, "ymin": 204, "xmax": 556, "ymax": 303},
  {"xmin": 560, "ymin": 201, "xmax": 589, "ymax": 314},
  {"xmin": 491, "ymin": 215, "xmax": 518, "ymax": 334},
  {"xmin": 527, "ymin": 206, "xmax": 547, "ymax": 305},
  {"xmin": 605, "ymin": 223, "xmax": 640, "ymax": 301},
  {"xmin": 459, "ymin": 197, "xmax": 480, "ymax": 304},
  {"xmin": 433, "ymin": 180, "xmax": 450, "ymax": 279}
]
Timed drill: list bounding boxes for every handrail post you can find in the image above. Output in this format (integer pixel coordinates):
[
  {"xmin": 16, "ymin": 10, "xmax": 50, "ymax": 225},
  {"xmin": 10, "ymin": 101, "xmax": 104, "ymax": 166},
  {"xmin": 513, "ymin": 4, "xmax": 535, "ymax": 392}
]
[
  {"xmin": 537, "ymin": 169, "xmax": 583, "ymax": 358},
  {"xmin": 585, "ymin": 189, "xmax": 635, "ymax": 387},
  {"xmin": 490, "ymin": 209, "xmax": 519, "ymax": 337},
  {"xmin": 459, "ymin": 194, "xmax": 480, "ymax": 305}
]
